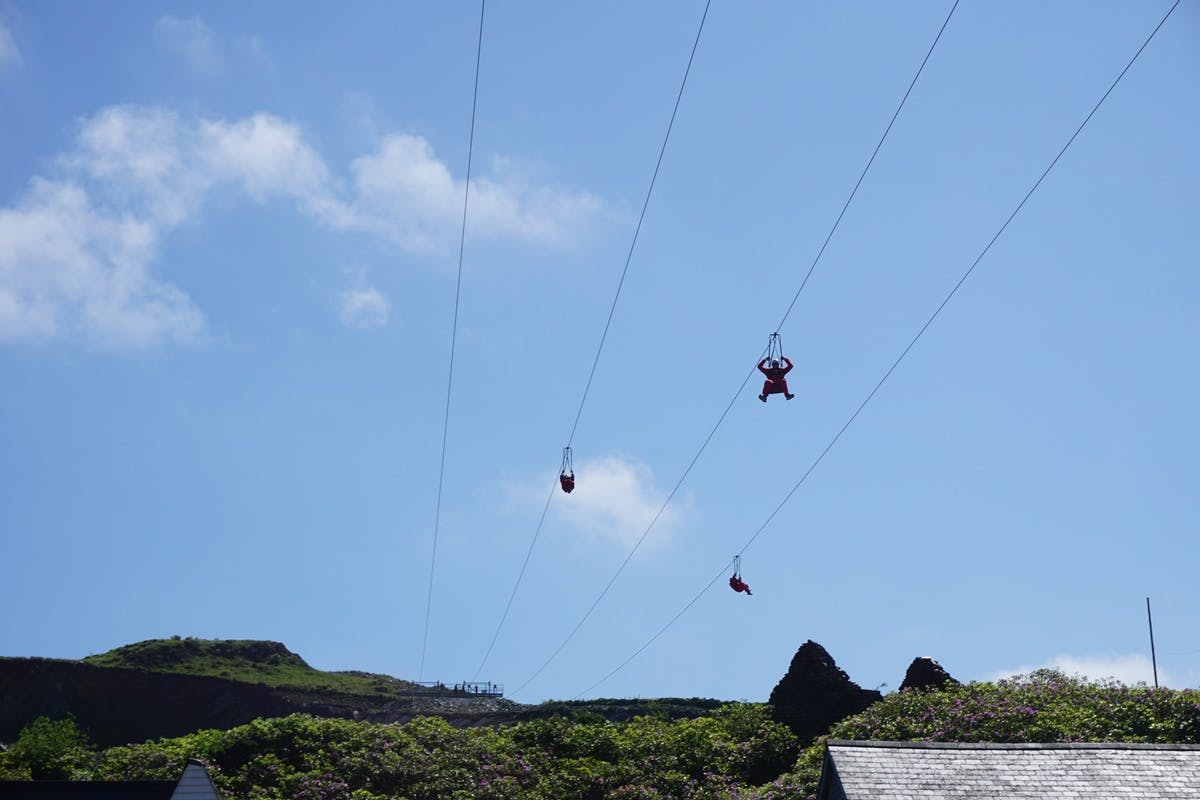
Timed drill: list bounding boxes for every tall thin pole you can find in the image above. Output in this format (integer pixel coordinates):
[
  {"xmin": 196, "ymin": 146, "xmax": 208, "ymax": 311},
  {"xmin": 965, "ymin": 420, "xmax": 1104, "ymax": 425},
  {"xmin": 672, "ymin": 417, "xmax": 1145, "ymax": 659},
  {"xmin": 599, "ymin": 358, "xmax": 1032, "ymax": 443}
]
[{"xmin": 1146, "ymin": 597, "xmax": 1159, "ymax": 689}]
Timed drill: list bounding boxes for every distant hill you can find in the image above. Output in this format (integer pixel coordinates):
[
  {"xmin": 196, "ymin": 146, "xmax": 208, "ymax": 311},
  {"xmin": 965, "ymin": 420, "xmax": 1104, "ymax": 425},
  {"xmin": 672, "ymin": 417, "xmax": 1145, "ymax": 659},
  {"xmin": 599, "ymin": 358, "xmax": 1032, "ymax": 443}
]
[
  {"xmin": 0, "ymin": 638, "xmax": 722, "ymax": 748},
  {"xmin": 80, "ymin": 637, "xmax": 419, "ymax": 698}
]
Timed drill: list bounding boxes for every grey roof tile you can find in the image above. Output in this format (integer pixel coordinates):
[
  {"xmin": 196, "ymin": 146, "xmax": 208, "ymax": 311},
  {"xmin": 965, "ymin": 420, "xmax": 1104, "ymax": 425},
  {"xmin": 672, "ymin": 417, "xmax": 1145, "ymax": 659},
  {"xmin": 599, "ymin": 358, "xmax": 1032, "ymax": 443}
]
[{"xmin": 822, "ymin": 741, "xmax": 1200, "ymax": 800}]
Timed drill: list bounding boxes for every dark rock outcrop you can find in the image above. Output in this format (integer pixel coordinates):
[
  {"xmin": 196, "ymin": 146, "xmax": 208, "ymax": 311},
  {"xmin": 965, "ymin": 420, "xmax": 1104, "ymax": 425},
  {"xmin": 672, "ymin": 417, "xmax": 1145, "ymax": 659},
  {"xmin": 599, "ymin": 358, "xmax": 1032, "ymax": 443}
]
[
  {"xmin": 899, "ymin": 657, "xmax": 959, "ymax": 692},
  {"xmin": 0, "ymin": 657, "xmax": 309, "ymax": 747},
  {"xmin": 768, "ymin": 641, "xmax": 882, "ymax": 741}
]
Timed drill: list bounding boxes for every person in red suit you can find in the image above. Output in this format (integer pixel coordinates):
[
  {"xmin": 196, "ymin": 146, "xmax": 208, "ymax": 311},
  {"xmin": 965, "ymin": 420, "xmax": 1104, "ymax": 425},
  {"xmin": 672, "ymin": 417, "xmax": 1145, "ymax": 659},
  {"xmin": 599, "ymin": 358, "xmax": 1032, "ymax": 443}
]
[
  {"xmin": 758, "ymin": 357, "xmax": 795, "ymax": 402},
  {"xmin": 560, "ymin": 471, "xmax": 575, "ymax": 493},
  {"xmin": 729, "ymin": 574, "xmax": 752, "ymax": 595}
]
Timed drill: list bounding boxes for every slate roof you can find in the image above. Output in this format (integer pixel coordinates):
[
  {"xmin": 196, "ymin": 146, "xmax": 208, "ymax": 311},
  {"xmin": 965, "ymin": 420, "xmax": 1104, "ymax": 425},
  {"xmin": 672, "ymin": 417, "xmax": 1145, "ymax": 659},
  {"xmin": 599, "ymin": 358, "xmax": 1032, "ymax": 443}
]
[
  {"xmin": 171, "ymin": 761, "xmax": 221, "ymax": 800},
  {"xmin": 819, "ymin": 740, "xmax": 1200, "ymax": 800}
]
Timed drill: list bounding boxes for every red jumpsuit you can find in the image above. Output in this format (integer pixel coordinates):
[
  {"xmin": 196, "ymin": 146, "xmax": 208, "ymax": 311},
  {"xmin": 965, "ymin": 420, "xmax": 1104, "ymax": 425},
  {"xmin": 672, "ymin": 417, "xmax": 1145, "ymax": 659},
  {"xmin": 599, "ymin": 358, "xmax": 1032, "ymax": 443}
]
[
  {"xmin": 729, "ymin": 575, "xmax": 752, "ymax": 595},
  {"xmin": 560, "ymin": 472, "xmax": 575, "ymax": 493},
  {"xmin": 758, "ymin": 357, "xmax": 794, "ymax": 401}
]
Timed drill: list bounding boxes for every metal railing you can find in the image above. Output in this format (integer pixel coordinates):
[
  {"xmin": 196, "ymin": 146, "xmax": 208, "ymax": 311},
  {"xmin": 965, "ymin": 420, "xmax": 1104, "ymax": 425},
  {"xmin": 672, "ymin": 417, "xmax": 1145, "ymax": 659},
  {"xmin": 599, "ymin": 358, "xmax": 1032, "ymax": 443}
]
[{"xmin": 409, "ymin": 680, "xmax": 503, "ymax": 697}]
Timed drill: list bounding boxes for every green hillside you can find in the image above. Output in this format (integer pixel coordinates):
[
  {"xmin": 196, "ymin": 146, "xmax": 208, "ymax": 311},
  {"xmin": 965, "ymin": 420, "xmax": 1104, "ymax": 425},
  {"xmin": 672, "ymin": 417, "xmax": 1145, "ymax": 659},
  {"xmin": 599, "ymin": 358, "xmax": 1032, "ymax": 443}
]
[{"xmin": 81, "ymin": 637, "xmax": 418, "ymax": 699}]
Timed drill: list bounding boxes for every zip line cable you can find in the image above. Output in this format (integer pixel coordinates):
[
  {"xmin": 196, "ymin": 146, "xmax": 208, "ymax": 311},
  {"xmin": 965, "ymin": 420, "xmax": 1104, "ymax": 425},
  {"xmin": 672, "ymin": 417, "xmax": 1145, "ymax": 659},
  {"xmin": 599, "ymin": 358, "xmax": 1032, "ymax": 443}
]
[
  {"xmin": 570, "ymin": 0, "xmax": 1182, "ymax": 698},
  {"xmin": 774, "ymin": 0, "xmax": 959, "ymax": 333},
  {"xmin": 472, "ymin": 478, "xmax": 556, "ymax": 678},
  {"xmin": 573, "ymin": 557, "xmax": 734, "ymax": 700},
  {"xmin": 419, "ymin": 0, "xmax": 486, "ymax": 682},
  {"xmin": 512, "ymin": 0, "xmax": 960, "ymax": 696},
  {"xmin": 472, "ymin": 0, "xmax": 713, "ymax": 680},
  {"xmin": 567, "ymin": 0, "xmax": 714, "ymax": 448}
]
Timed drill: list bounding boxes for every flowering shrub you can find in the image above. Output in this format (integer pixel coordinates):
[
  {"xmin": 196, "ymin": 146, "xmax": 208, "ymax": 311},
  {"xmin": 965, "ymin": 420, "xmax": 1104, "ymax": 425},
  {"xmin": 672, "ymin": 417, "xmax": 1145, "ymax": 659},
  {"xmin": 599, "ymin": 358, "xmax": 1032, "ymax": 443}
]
[
  {"xmin": 764, "ymin": 670, "xmax": 1200, "ymax": 800},
  {"xmin": 74, "ymin": 704, "xmax": 795, "ymax": 800}
]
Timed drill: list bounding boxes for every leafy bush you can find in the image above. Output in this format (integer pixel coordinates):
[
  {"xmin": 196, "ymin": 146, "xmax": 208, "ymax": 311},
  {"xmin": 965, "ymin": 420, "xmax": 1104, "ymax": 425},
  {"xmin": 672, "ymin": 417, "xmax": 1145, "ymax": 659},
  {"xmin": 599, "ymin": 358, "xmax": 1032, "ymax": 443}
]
[
  {"xmin": 79, "ymin": 705, "xmax": 796, "ymax": 800},
  {"xmin": 765, "ymin": 670, "xmax": 1200, "ymax": 800},
  {"xmin": 0, "ymin": 716, "xmax": 96, "ymax": 779}
]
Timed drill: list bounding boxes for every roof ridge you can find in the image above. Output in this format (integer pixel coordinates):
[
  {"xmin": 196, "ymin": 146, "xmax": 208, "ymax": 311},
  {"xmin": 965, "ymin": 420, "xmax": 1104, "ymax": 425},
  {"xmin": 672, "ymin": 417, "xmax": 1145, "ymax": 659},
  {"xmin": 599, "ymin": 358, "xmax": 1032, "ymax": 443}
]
[{"xmin": 827, "ymin": 739, "xmax": 1200, "ymax": 751}]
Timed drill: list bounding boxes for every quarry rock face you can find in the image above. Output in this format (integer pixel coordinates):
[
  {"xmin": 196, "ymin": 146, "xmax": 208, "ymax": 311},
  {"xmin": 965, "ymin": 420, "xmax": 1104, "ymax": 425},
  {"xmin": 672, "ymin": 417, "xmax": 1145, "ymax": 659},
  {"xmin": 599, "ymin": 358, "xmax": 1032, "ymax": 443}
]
[
  {"xmin": 899, "ymin": 656, "xmax": 959, "ymax": 692},
  {"xmin": 768, "ymin": 640, "xmax": 882, "ymax": 741},
  {"xmin": 0, "ymin": 657, "xmax": 303, "ymax": 747}
]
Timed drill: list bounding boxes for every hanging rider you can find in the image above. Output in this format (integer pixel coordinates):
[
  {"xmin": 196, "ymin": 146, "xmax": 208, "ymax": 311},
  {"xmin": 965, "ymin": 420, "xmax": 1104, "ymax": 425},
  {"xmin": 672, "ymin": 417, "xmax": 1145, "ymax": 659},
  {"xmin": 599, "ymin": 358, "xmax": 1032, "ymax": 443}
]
[
  {"xmin": 758, "ymin": 357, "xmax": 795, "ymax": 402},
  {"xmin": 559, "ymin": 446, "xmax": 575, "ymax": 493},
  {"xmin": 729, "ymin": 555, "xmax": 752, "ymax": 595}
]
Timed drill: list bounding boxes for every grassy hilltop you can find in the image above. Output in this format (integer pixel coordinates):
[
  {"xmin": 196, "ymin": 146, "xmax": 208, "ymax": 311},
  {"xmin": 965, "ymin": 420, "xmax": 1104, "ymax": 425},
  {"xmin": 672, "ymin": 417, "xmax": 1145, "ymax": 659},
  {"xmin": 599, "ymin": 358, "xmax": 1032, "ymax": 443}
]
[{"xmin": 81, "ymin": 637, "xmax": 418, "ymax": 700}]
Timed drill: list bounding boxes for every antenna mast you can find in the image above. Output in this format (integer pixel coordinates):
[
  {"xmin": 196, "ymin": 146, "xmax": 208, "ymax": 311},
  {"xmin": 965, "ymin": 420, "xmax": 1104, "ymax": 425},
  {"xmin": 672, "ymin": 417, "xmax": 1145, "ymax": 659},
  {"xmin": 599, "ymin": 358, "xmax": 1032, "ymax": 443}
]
[{"xmin": 1146, "ymin": 596, "xmax": 1159, "ymax": 688}]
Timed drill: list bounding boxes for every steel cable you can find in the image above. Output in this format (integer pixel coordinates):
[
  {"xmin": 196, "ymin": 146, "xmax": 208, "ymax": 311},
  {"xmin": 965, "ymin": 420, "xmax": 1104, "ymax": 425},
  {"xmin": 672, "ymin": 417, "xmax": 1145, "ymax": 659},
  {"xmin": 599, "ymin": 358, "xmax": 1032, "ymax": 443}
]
[{"xmin": 420, "ymin": 0, "xmax": 487, "ymax": 682}]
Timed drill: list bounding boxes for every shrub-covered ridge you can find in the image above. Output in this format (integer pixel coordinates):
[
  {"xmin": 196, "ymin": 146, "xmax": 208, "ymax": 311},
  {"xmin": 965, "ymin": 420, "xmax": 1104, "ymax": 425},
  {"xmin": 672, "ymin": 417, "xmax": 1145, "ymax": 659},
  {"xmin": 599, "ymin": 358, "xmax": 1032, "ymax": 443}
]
[
  {"xmin": 767, "ymin": 670, "xmax": 1200, "ymax": 800},
  {"xmin": 3, "ymin": 671, "xmax": 1198, "ymax": 799}
]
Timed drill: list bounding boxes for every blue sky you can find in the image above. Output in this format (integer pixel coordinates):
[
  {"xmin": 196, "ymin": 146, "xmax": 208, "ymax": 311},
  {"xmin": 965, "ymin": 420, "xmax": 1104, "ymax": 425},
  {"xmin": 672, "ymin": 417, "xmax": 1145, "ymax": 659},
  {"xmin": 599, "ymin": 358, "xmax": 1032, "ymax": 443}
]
[{"xmin": 1, "ymin": 1, "xmax": 1197, "ymax": 705}]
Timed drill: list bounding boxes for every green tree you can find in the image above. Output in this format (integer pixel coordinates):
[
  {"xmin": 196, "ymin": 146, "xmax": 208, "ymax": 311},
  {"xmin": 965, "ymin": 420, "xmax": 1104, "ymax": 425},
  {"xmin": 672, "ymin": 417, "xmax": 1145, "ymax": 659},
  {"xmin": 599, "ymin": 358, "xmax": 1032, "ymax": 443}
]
[{"xmin": 3, "ymin": 716, "xmax": 96, "ymax": 779}]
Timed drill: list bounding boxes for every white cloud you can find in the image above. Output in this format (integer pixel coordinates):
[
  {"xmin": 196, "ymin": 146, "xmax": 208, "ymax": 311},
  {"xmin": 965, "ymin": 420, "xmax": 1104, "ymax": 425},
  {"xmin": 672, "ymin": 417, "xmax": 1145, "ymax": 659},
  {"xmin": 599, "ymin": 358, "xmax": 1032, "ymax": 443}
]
[
  {"xmin": 3, "ymin": 106, "xmax": 334, "ymax": 347},
  {"xmin": 0, "ymin": 179, "xmax": 205, "ymax": 347},
  {"xmin": 0, "ymin": 21, "xmax": 20, "ymax": 71},
  {"xmin": 345, "ymin": 134, "xmax": 603, "ymax": 251},
  {"xmin": 63, "ymin": 107, "xmax": 336, "ymax": 222},
  {"xmin": 989, "ymin": 652, "xmax": 1186, "ymax": 688},
  {"xmin": 1, "ymin": 104, "xmax": 605, "ymax": 348},
  {"xmin": 65, "ymin": 106, "xmax": 213, "ymax": 225},
  {"xmin": 337, "ymin": 287, "xmax": 390, "ymax": 329},
  {"xmin": 507, "ymin": 456, "xmax": 690, "ymax": 552},
  {"xmin": 201, "ymin": 115, "xmax": 333, "ymax": 203},
  {"xmin": 153, "ymin": 16, "xmax": 222, "ymax": 75}
]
